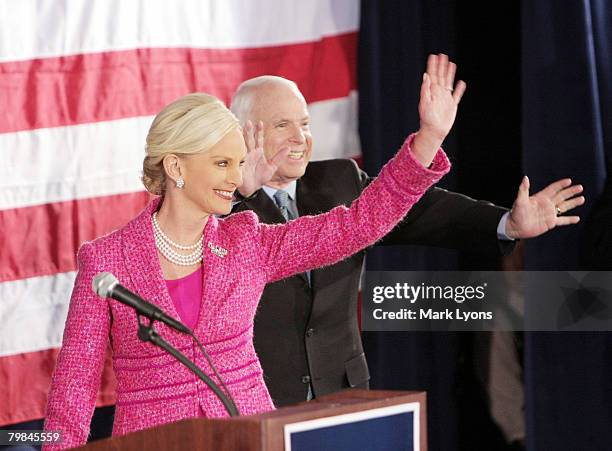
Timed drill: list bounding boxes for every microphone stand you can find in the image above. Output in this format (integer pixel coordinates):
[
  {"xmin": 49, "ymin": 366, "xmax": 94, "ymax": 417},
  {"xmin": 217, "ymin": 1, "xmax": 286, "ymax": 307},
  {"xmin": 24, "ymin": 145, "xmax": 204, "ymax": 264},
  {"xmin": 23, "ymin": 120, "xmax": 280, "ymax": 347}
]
[{"xmin": 136, "ymin": 315, "xmax": 239, "ymax": 417}]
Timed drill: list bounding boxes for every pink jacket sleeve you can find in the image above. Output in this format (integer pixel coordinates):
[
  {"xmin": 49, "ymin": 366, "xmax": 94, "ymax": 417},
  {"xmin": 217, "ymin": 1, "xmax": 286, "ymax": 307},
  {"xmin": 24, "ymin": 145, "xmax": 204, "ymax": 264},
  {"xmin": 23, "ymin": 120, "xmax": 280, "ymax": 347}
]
[
  {"xmin": 43, "ymin": 243, "xmax": 111, "ymax": 450},
  {"xmin": 255, "ymin": 134, "xmax": 451, "ymax": 283}
]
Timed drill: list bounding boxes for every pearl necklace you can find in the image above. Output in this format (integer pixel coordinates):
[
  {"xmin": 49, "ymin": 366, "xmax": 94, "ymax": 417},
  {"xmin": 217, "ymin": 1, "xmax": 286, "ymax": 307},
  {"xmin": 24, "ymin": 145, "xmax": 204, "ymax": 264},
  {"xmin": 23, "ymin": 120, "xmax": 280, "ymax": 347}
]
[{"xmin": 152, "ymin": 212, "xmax": 203, "ymax": 266}]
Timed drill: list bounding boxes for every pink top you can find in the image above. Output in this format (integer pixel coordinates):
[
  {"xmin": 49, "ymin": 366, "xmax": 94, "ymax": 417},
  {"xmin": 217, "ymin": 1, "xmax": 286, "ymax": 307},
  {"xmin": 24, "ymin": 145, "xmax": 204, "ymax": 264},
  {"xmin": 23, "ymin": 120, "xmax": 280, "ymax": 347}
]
[
  {"xmin": 165, "ymin": 267, "xmax": 202, "ymax": 330},
  {"xmin": 165, "ymin": 267, "xmax": 207, "ymax": 418},
  {"xmin": 43, "ymin": 134, "xmax": 450, "ymax": 450}
]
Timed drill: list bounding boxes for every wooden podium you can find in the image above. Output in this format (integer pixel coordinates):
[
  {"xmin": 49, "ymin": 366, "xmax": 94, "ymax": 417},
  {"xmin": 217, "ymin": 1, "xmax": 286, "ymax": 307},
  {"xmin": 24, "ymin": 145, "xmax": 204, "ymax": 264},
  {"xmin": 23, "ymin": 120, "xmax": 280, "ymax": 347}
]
[{"xmin": 77, "ymin": 390, "xmax": 426, "ymax": 451}]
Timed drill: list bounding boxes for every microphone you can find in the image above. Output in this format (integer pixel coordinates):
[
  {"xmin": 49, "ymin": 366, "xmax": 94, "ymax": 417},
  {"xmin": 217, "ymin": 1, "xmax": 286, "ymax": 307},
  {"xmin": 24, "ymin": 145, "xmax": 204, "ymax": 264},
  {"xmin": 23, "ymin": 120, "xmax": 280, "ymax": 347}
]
[{"xmin": 93, "ymin": 272, "xmax": 192, "ymax": 335}]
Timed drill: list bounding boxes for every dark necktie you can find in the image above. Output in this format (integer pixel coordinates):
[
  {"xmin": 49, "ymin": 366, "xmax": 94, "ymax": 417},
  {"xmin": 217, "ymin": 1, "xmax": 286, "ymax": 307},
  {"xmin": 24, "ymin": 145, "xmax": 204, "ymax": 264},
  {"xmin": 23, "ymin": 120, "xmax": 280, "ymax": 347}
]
[
  {"xmin": 273, "ymin": 190, "xmax": 295, "ymax": 221},
  {"xmin": 274, "ymin": 188, "xmax": 312, "ymax": 400}
]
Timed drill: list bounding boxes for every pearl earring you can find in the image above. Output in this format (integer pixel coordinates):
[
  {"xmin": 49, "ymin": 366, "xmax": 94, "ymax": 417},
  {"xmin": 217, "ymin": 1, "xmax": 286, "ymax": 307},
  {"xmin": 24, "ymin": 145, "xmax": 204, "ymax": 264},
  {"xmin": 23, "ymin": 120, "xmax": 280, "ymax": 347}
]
[{"xmin": 176, "ymin": 177, "xmax": 185, "ymax": 189}]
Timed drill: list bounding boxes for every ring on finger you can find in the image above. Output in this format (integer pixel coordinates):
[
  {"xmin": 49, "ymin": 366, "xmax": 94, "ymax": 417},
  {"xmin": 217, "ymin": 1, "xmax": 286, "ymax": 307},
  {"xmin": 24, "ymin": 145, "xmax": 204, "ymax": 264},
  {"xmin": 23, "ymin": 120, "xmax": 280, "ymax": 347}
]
[{"xmin": 556, "ymin": 206, "xmax": 562, "ymax": 216}]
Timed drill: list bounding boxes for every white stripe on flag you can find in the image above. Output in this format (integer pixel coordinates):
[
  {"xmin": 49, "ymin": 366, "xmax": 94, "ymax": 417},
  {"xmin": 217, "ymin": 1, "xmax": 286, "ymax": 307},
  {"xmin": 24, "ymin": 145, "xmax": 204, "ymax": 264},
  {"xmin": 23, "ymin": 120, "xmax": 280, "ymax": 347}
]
[
  {"xmin": 0, "ymin": 96, "xmax": 359, "ymax": 211},
  {"xmin": 0, "ymin": 0, "xmax": 360, "ymax": 62},
  {"xmin": 309, "ymin": 91, "xmax": 361, "ymax": 161},
  {"xmin": 0, "ymin": 272, "xmax": 76, "ymax": 357},
  {"xmin": 0, "ymin": 116, "xmax": 152, "ymax": 211}
]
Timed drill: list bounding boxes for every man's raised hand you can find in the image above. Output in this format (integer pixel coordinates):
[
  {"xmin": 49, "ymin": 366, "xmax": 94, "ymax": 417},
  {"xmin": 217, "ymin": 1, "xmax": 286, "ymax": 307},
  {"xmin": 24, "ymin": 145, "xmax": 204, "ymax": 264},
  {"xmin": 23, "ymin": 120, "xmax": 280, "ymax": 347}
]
[{"xmin": 238, "ymin": 120, "xmax": 290, "ymax": 198}]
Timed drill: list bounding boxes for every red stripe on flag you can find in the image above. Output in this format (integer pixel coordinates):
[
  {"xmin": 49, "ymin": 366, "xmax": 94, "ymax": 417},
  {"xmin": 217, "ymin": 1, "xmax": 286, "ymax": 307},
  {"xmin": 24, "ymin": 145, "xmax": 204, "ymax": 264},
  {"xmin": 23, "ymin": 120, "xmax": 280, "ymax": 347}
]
[
  {"xmin": 0, "ymin": 32, "xmax": 357, "ymax": 134},
  {"xmin": 0, "ymin": 192, "xmax": 151, "ymax": 283},
  {"xmin": 0, "ymin": 348, "xmax": 116, "ymax": 426}
]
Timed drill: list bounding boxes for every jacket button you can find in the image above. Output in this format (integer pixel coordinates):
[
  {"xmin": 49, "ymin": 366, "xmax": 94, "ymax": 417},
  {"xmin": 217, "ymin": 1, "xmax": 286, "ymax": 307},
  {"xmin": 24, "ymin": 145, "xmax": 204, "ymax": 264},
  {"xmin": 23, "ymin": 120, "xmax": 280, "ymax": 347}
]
[
  {"xmin": 305, "ymin": 328, "xmax": 315, "ymax": 337},
  {"xmin": 301, "ymin": 375, "xmax": 311, "ymax": 384}
]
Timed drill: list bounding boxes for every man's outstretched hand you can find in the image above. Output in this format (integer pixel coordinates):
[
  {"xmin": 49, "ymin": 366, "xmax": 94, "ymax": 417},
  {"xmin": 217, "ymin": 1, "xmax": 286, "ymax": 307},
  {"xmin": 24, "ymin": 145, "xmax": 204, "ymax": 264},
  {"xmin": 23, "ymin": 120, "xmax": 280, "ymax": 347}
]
[{"xmin": 505, "ymin": 176, "xmax": 584, "ymax": 239}]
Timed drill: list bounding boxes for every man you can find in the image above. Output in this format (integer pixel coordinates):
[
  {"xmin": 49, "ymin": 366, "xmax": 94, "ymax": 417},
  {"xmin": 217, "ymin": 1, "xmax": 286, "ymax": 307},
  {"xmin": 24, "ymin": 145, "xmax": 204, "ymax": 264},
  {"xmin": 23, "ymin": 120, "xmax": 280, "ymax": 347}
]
[{"xmin": 230, "ymin": 54, "xmax": 584, "ymax": 406}]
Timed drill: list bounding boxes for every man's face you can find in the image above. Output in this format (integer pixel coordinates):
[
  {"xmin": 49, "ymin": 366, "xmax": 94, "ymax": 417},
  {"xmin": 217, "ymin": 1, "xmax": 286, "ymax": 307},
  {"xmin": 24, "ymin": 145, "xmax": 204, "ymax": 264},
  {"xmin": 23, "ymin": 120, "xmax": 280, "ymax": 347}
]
[{"xmin": 250, "ymin": 84, "xmax": 313, "ymax": 188}]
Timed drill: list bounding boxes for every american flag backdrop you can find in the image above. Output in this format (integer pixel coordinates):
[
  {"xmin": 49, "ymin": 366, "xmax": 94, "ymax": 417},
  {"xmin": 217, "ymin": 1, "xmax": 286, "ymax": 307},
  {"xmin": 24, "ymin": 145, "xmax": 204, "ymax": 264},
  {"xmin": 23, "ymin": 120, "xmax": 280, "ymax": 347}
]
[{"xmin": 0, "ymin": 0, "xmax": 360, "ymax": 426}]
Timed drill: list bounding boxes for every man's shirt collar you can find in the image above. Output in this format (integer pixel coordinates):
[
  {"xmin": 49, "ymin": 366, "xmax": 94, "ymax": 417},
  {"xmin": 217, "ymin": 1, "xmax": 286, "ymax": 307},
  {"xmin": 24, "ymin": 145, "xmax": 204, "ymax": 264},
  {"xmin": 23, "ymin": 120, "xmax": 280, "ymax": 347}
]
[{"xmin": 262, "ymin": 181, "xmax": 297, "ymax": 201}]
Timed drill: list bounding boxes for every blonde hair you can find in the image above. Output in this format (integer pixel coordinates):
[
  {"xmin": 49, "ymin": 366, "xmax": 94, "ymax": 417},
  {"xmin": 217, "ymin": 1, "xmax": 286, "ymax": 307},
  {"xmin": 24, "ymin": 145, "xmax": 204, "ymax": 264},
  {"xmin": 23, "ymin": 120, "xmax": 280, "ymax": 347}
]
[
  {"xmin": 142, "ymin": 93, "xmax": 240, "ymax": 195},
  {"xmin": 230, "ymin": 75, "xmax": 304, "ymax": 125}
]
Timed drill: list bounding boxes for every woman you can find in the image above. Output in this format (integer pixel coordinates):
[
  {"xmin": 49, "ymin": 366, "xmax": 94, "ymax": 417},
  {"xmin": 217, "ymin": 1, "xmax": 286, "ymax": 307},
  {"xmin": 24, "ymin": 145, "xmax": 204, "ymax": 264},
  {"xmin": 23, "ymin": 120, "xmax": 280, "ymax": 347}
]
[{"xmin": 43, "ymin": 60, "xmax": 464, "ymax": 449}]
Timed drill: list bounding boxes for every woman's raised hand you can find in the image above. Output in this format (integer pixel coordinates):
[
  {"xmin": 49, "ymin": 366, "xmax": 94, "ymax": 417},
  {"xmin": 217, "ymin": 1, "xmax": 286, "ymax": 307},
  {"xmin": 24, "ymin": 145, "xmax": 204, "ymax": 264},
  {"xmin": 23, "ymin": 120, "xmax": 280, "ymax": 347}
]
[{"xmin": 412, "ymin": 54, "xmax": 466, "ymax": 167}]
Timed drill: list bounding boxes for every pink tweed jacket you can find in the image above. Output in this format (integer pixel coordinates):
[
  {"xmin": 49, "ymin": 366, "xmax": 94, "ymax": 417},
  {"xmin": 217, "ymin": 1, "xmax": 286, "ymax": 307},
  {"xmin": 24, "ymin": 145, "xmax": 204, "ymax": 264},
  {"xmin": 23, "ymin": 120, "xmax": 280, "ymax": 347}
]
[{"xmin": 43, "ymin": 135, "xmax": 449, "ymax": 449}]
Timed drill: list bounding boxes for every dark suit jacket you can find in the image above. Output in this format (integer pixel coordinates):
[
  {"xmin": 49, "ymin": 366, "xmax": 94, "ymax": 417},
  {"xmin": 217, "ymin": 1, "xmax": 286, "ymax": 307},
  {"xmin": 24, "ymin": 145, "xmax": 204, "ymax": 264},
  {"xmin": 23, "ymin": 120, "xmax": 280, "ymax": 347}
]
[{"xmin": 232, "ymin": 158, "xmax": 511, "ymax": 406}]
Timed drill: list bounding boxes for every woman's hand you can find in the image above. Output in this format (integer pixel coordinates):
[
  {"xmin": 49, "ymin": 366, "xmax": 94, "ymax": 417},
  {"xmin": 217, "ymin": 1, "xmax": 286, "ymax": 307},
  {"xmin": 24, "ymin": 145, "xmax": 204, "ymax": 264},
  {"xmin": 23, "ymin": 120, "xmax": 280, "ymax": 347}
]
[
  {"xmin": 412, "ymin": 54, "xmax": 466, "ymax": 167},
  {"xmin": 238, "ymin": 120, "xmax": 290, "ymax": 198}
]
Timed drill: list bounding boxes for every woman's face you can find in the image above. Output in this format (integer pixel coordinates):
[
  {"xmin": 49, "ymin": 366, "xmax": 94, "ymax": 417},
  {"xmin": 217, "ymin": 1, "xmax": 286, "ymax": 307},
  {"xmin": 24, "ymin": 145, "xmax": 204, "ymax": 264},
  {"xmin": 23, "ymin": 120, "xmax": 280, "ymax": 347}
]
[{"xmin": 180, "ymin": 128, "xmax": 246, "ymax": 216}]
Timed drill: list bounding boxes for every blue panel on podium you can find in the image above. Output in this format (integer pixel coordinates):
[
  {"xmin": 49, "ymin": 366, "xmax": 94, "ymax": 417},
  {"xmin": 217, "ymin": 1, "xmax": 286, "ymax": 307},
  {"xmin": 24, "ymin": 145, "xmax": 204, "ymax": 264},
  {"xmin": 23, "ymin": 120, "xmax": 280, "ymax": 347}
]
[{"xmin": 284, "ymin": 402, "xmax": 420, "ymax": 451}]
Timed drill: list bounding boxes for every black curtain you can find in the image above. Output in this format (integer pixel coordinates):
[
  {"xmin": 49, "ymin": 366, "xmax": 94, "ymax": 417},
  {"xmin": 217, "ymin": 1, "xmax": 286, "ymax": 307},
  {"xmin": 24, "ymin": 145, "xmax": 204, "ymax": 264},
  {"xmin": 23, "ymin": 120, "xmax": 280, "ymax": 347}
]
[
  {"xmin": 522, "ymin": 1, "xmax": 612, "ymax": 450},
  {"xmin": 359, "ymin": 0, "xmax": 611, "ymax": 450},
  {"xmin": 359, "ymin": 2, "xmax": 521, "ymax": 450},
  {"xmin": 358, "ymin": 5, "xmax": 460, "ymax": 451}
]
